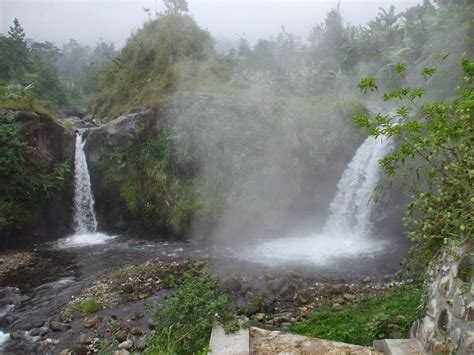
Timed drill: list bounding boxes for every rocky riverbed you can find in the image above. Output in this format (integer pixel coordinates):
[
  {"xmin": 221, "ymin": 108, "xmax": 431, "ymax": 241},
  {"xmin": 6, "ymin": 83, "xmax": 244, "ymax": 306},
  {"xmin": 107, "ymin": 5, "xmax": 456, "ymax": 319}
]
[{"xmin": 0, "ymin": 235, "xmax": 407, "ymax": 354}]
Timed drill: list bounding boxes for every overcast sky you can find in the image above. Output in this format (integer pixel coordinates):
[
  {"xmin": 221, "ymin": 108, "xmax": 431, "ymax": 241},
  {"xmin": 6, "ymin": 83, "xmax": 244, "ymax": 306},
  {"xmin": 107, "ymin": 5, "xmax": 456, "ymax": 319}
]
[{"xmin": 1, "ymin": 0, "xmax": 423, "ymax": 48}]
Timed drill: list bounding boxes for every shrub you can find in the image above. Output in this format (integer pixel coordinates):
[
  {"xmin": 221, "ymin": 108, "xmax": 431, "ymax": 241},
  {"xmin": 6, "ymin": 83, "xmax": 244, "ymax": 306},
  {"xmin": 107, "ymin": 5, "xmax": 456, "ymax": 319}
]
[
  {"xmin": 353, "ymin": 57, "xmax": 473, "ymax": 268},
  {"xmin": 145, "ymin": 266, "xmax": 235, "ymax": 354}
]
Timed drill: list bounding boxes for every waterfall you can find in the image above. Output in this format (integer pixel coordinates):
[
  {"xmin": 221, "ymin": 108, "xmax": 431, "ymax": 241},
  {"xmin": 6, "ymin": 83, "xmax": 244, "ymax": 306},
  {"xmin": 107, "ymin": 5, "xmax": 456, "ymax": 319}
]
[
  {"xmin": 73, "ymin": 132, "xmax": 98, "ymax": 234},
  {"xmin": 323, "ymin": 135, "xmax": 394, "ymax": 238}
]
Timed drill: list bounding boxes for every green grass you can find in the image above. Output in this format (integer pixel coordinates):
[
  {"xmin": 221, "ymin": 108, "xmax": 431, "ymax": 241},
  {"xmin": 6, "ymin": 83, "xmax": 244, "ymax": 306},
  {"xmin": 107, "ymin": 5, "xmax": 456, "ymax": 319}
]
[
  {"xmin": 290, "ymin": 284, "xmax": 425, "ymax": 346},
  {"xmin": 70, "ymin": 297, "xmax": 103, "ymax": 316},
  {"xmin": 145, "ymin": 266, "xmax": 236, "ymax": 355}
]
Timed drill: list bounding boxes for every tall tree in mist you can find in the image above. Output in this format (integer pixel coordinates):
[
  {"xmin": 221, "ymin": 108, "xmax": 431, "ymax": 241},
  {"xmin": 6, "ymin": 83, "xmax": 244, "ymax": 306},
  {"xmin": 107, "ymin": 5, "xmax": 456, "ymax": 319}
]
[
  {"xmin": 0, "ymin": 18, "xmax": 29, "ymax": 81},
  {"xmin": 164, "ymin": 0, "xmax": 189, "ymax": 13}
]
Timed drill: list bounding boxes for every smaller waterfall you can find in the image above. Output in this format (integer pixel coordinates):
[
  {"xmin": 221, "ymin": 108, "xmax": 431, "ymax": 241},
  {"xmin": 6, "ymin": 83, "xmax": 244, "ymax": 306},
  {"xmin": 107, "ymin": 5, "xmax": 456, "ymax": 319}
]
[
  {"xmin": 323, "ymin": 135, "xmax": 394, "ymax": 238},
  {"xmin": 73, "ymin": 132, "xmax": 98, "ymax": 234},
  {"xmin": 57, "ymin": 131, "xmax": 115, "ymax": 248}
]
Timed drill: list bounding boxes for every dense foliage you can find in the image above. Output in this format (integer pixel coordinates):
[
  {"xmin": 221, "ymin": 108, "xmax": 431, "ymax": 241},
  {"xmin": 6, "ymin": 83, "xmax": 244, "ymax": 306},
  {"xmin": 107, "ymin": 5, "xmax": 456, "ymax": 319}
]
[
  {"xmin": 354, "ymin": 58, "xmax": 473, "ymax": 267},
  {"xmin": 100, "ymin": 126, "xmax": 198, "ymax": 235},
  {"xmin": 0, "ymin": 19, "xmax": 68, "ymax": 110},
  {"xmin": 145, "ymin": 266, "xmax": 235, "ymax": 354},
  {"xmin": 91, "ymin": 12, "xmax": 215, "ymax": 116},
  {"xmin": 0, "ymin": 110, "xmax": 70, "ymax": 232}
]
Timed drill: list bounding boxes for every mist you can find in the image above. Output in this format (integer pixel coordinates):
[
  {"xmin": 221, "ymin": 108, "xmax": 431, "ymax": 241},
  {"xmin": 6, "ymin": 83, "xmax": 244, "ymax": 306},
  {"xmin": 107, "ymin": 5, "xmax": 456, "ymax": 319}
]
[{"xmin": 1, "ymin": 0, "xmax": 422, "ymax": 47}]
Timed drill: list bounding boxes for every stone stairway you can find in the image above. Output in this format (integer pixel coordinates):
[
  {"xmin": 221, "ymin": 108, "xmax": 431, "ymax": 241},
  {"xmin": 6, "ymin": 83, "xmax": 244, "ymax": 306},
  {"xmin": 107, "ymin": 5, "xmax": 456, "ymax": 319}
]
[{"xmin": 209, "ymin": 325, "xmax": 427, "ymax": 354}]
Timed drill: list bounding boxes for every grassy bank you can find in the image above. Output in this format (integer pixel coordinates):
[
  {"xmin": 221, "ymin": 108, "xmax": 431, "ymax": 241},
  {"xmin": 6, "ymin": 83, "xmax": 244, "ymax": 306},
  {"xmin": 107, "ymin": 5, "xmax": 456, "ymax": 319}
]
[{"xmin": 290, "ymin": 283, "xmax": 425, "ymax": 346}]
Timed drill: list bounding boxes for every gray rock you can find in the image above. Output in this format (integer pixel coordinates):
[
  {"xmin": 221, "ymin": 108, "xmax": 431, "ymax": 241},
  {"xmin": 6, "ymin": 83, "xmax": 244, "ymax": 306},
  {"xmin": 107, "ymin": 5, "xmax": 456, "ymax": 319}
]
[
  {"xmin": 118, "ymin": 339, "xmax": 134, "ymax": 350},
  {"xmin": 49, "ymin": 321, "xmax": 70, "ymax": 331},
  {"xmin": 82, "ymin": 315, "xmax": 100, "ymax": 328},
  {"xmin": 29, "ymin": 328, "xmax": 41, "ymax": 336},
  {"xmin": 78, "ymin": 332, "xmax": 93, "ymax": 344},
  {"xmin": 332, "ymin": 303, "xmax": 343, "ymax": 311}
]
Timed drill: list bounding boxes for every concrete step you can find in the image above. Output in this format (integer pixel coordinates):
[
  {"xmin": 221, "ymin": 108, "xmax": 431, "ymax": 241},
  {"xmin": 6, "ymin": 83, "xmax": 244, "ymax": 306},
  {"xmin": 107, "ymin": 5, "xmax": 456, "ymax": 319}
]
[
  {"xmin": 249, "ymin": 327, "xmax": 383, "ymax": 354},
  {"xmin": 209, "ymin": 324, "xmax": 249, "ymax": 354},
  {"xmin": 373, "ymin": 339, "xmax": 427, "ymax": 355}
]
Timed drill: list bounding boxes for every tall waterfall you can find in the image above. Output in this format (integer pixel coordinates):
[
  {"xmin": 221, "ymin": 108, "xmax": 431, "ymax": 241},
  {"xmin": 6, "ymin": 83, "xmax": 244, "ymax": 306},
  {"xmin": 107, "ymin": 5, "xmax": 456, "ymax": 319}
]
[
  {"xmin": 73, "ymin": 132, "xmax": 98, "ymax": 234},
  {"xmin": 323, "ymin": 135, "xmax": 394, "ymax": 238}
]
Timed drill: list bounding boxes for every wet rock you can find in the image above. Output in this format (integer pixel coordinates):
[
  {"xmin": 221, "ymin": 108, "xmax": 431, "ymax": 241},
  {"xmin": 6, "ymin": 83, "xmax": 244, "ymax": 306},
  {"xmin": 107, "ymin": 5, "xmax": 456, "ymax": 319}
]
[
  {"xmin": 49, "ymin": 321, "xmax": 70, "ymax": 331},
  {"xmin": 29, "ymin": 328, "xmax": 41, "ymax": 336},
  {"xmin": 79, "ymin": 332, "xmax": 93, "ymax": 344},
  {"xmin": 82, "ymin": 315, "xmax": 101, "ymax": 328},
  {"xmin": 10, "ymin": 330, "xmax": 23, "ymax": 339},
  {"xmin": 118, "ymin": 339, "xmax": 133, "ymax": 350}
]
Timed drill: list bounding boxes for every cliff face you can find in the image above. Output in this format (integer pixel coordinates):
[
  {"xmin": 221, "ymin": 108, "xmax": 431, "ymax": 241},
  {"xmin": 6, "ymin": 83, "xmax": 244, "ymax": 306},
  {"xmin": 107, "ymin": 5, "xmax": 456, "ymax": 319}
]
[
  {"xmin": 84, "ymin": 108, "xmax": 164, "ymax": 233},
  {"xmin": 5, "ymin": 111, "xmax": 76, "ymax": 244}
]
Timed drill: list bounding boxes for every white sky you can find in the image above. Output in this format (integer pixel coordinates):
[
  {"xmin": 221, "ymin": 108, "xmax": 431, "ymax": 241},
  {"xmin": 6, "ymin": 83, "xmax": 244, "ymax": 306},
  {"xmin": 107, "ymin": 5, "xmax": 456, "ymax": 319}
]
[{"xmin": 1, "ymin": 0, "xmax": 423, "ymax": 47}]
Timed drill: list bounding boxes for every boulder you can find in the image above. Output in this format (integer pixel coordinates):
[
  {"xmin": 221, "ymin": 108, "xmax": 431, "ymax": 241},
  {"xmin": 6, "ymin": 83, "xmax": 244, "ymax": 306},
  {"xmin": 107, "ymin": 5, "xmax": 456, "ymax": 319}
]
[
  {"xmin": 48, "ymin": 321, "xmax": 70, "ymax": 331},
  {"xmin": 83, "ymin": 108, "xmax": 164, "ymax": 232}
]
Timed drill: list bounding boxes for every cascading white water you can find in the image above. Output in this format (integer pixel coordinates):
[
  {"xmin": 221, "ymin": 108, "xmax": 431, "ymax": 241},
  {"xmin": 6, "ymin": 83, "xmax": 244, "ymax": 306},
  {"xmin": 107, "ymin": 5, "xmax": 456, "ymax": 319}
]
[
  {"xmin": 231, "ymin": 135, "xmax": 394, "ymax": 266},
  {"xmin": 323, "ymin": 135, "xmax": 394, "ymax": 238},
  {"xmin": 56, "ymin": 132, "xmax": 115, "ymax": 248},
  {"xmin": 73, "ymin": 132, "xmax": 98, "ymax": 234}
]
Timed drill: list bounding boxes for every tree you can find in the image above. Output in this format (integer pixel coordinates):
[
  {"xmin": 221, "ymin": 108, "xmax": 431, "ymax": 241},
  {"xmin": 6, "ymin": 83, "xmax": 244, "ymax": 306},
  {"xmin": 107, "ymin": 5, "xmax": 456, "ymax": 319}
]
[
  {"xmin": 0, "ymin": 19, "xmax": 29, "ymax": 81},
  {"xmin": 163, "ymin": 0, "xmax": 188, "ymax": 13},
  {"xmin": 354, "ymin": 58, "xmax": 473, "ymax": 267}
]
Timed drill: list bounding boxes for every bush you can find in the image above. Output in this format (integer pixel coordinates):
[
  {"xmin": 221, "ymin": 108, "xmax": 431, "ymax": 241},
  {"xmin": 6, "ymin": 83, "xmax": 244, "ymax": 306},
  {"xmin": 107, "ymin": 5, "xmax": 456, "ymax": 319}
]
[
  {"xmin": 0, "ymin": 109, "xmax": 70, "ymax": 233},
  {"xmin": 145, "ymin": 266, "xmax": 235, "ymax": 354},
  {"xmin": 353, "ymin": 58, "xmax": 473, "ymax": 268}
]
